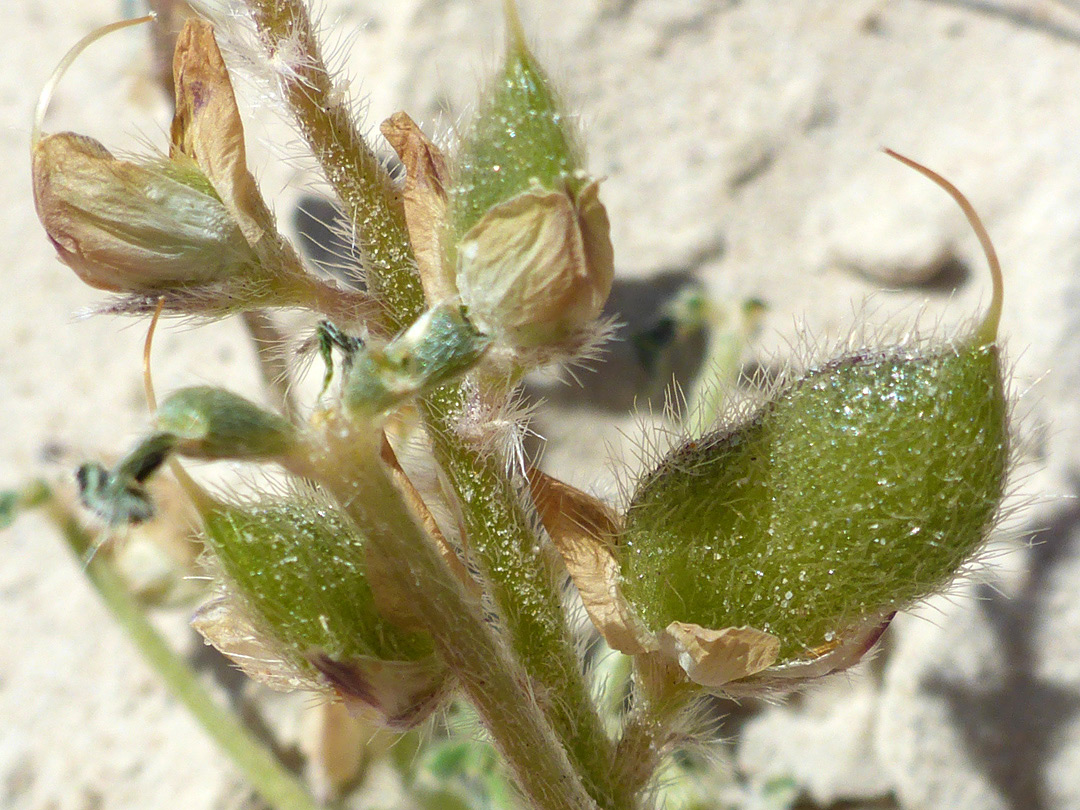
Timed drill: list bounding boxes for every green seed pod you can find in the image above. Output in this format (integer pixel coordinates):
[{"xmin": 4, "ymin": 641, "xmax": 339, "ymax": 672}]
[
  {"xmin": 616, "ymin": 154, "xmax": 1009, "ymax": 686},
  {"xmin": 195, "ymin": 495, "xmax": 450, "ymax": 728},
  {"xmin": 621, "ymin": 341, "xmax": 1006, "ymax": 659},
  {"xmin": 549, "ymin": 154, "xmax": 1011, "ymax": 694},
  {"xmin": 450, "ymin": 1, "xmax": 583, "ymax": 239},
  {"xmin": 448, "ymin": 1, "xmax": 614, "ymax": 351},
  {"xmin": 155, "ymin": 387, "xmax": 297, "ymax": 461}
]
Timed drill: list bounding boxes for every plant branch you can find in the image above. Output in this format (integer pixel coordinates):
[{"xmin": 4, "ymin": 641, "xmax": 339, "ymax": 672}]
[
  {"xmin": 293, "ymin": 415, "xmax": 600, "ymax": 810},
  {"xmin": 240, "ymin": 310, "xmax": 300, "ymax": 422},
  {"xmin": 421, "ymin": 387, "xmax": 634, "ymax": 810},
  {"xmin": 614, "ymin": 654, "xmax": 694, "ymax": 796},
  {"xmin": 240, "ymin": 0, "xmax": 425, "ymax": 331}
]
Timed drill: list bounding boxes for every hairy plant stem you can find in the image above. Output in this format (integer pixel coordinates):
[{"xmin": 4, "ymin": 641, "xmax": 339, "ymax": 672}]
[
  {"xmin": 38, "ymin": 492, "xmax": 320, "ymax": 810},
  {"xmin": 420, "ymin": 386, "xmax": 636, "ymax": 810},
  {"xmin": 614, "ymin": 654, "xmax": 694, "ymax": 796},
  {"xmin": 236, "ymin": 3, "xmax": 642, "ymax": 803},
  {"xmin": 241, "ymin": 0, "xmax": 425, "ymax": 332},
  {"xmin": 293, "ymin": 414, "xmax": 599, "ymax": 810}
]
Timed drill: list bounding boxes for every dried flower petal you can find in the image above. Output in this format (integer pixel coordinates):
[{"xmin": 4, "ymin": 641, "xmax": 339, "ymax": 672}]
[
  {"xmin": 456, "ymin": 179, "xmax": 613, "ymax": 348},
  {"xmin": 528, "ymin": 470, "xmax": 654, "ymax": 654},
  {"xmin": 658, "ymin": 622, "xmax": 779, "ymax": 689},
  {"xmin": 171, "ymin": 19, "xmax": 270, "ymax": 249},
  {"xmin": 380, "ymin": 112, "xmax": 455, "ymax": 304},
  {"xmin": 32, "ymin": 133, "xmax": 257, "ymax": 292}
]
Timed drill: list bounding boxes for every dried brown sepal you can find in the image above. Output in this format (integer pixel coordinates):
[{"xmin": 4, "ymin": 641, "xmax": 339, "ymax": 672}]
[
  {"xmin": 365, "ymin": 436, "xmax": 480, "ymax": 629},
  {"xmin": 171, "ymin": 19, "xmax": 269, "ymax": 249},
  {"xmin": 456, "ymin": 178, "xmax": 614, "ymax": 349},
  {"xmin": 658, "ymin": 622, "xmax": 779, "ymax": 689},
  {"xmin": 308, "ymin": 652, "xmax": 452, "ymax": 731},
  {"xmin": 527, "ymin": 469, "xmax": 655, "ymax": 654},
  {"xmin": 380, "ymin": 113, "xmax": 456, "ymax": 304}
]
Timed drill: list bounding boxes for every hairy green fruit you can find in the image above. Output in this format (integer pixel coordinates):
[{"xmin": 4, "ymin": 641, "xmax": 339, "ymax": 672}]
[
  {"xmin": 620, "ymin": 341, "xmax": 1008, "ymax": 663},
  {"xmin": 449, "ymin": 5, "xmax": 581, "ymax": 240},
  {"xmin": 197, "ymin": 497, "xmax": 449, "ymax": 728},
  {"xmin": 203, "ymin": 499, "xmax": 434, "ymax": 664}
]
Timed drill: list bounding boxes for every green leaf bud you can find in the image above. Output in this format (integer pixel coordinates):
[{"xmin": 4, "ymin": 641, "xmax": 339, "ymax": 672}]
[
  {"xmin": 449, "ymin": 1, "xmax": 614, "ymax": 351},
  {"xmin": 195, "ymin": 495, "xmax": 450, "ymax": 728},
  {"xmin": 155, "ymin": 387, "xmax": 297, "ymax": 461}
]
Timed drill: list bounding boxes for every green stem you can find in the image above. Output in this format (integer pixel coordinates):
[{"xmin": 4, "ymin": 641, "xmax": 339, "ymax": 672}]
[
  {"xmin": 614, "ymin": 654, "xmax": 693, "ymax": 797},
  {"xmin": 294, "ymin": 416, "xmax": 599, "ymax": 810},
  {"xmin": 421, "ymin": 387, "xmax": 633, "ymax": 810},
  {"xmin": 40, "ymin": 496, "xmax": 321, "ymax": 810},
  {"xmin": 236, "ymin": 4, "xmax": 627, "ymax": 805},
  {"xmin": 241, "ymin": 0, "xmax": 425, "ymax": 332}
]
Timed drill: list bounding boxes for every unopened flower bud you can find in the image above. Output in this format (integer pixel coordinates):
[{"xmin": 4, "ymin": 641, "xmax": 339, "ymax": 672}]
[
  {"xmin": 449, "ymin": 1, "xmax": 613, "ymax": 350},
  {"xmin": 32, "ymin": 133, "xmax": 258, "ymax": 292},
  {"xmin": 154, "ymin": 387, "xmax": 297, "ymax": 461},
  {"xmin": 344, "ymin": 304, "xmax": 490, "ymax": 417}
]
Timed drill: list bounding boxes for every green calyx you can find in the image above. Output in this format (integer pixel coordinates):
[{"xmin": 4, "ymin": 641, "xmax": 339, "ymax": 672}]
[
  {"xmin": 621, "ymin": 341, "xmax": 1008, "ymax": 663},
  {"xmin": 449, "ymin": 1, "xmax": 582, "ymax": 244},
  {"xmin": 203, "ymin": 497, "xmax": 435, "ymax": 666},
  {"xmin": 343, "ymin": 304, "xmax": 490, "ymax": 417}
]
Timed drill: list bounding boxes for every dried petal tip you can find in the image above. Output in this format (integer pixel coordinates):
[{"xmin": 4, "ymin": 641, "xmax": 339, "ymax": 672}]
[{"xmin": 171, "ymin": 19, "xmax": 272, "ymax": 251}]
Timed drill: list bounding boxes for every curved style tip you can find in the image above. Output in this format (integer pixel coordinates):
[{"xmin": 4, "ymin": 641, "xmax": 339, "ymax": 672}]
[
  {"xmin": 883, "ymin": 148, "xmax": 1003, "ymax": 347},
  {"xmin": 502, "ymin": 0, "xmax": 529, "ymax": 55},
  {"xmin": 143, "ymin": 297, "xmax": 166, "ymax": 414},
  {"xmin": 33, "ymin": 15, "xmax": 155, "ymax": 148}
]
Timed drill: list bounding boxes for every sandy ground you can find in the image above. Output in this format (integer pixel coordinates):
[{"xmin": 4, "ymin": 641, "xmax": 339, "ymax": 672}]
[{"xmin": 5, "ymin": 0, "xmax": 1080, "ymax": 808}]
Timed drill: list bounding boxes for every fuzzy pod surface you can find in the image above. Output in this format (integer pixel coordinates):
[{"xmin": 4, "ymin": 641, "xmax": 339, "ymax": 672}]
[
  {"xmin": 155, "ymin": 387, "xmax": 296, "ymax": 460},
  {"xmin": 203, "ymin": 498, "xmax": 436, "ymax": 667},
  {"xmin": 620, "ymin": 340, "xmax": 1009, "ymax": 663},
  {"xmin": 448, "ymin": 14, "xmax": 582, "ymax": 242}
]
